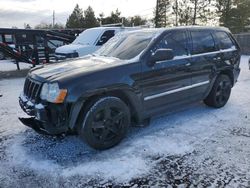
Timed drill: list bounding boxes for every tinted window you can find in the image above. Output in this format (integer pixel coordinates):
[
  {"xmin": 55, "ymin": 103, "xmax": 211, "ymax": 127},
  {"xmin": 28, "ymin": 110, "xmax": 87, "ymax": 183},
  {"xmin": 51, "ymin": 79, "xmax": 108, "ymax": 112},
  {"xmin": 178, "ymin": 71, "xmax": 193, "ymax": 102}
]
[
  {"xmin": 96, "ymin": 31, "xmax": 156, "ymax": 60},
  {"xmin": 152, "ymin": 31, "xmax": 188, "ymax": 57},
  {"xmin": 96, "ymin": 30, "xmax": 115, "ymax": 46},
  {"xmin": 191, "ymin": 31, "xmax": 216, "ymax": 55},
  {"xmin": 215, "ymin": 31, "xmax": 234, "ymax": 50}
]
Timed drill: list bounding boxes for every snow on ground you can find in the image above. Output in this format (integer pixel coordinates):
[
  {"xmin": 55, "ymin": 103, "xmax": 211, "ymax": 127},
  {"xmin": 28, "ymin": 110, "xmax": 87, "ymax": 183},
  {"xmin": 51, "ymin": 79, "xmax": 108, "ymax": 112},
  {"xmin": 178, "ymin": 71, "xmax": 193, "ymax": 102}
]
[
  {"xmin": 0, "ymin": 60, "xmax": 32, "ymax": 71},
  {"xmin": 0, "ymin": 56, "xmax": 250, "ymax": 187}
]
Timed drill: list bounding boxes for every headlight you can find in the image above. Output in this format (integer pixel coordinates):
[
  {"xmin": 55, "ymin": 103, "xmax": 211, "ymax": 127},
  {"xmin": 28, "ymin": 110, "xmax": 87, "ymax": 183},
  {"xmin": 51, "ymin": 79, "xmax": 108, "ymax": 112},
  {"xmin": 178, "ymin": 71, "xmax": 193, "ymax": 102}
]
[{"xmin": 40, "ymin": 82, "xmax": 67, "ymax": 103}]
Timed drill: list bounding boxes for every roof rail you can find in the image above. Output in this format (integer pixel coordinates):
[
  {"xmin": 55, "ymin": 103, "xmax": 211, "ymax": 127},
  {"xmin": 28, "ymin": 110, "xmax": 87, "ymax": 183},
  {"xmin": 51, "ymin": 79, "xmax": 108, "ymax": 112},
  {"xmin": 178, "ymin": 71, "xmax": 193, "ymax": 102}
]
[
  {"xmin": 100, "ymin": 23, "xmax": 124, "ymax": 27},
  {"xmin": 132, "ymin": 25, "xmax": 151, "ymax": 28}
]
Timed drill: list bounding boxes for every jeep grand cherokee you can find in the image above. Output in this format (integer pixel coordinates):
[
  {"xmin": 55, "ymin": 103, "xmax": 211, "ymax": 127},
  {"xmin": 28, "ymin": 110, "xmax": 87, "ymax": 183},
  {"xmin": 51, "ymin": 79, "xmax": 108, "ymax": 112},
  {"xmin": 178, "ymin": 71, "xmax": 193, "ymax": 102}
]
[{"xmin": 19, "ymin": 27, "xmax": 241, "ymax": 150}]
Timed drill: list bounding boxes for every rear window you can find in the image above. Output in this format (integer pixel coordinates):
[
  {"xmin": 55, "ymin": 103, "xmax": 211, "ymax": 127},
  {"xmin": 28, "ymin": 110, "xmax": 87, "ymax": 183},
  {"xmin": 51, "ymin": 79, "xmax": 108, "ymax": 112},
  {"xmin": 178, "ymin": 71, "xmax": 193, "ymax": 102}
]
[
  {"xmin": 191, "ymin": 31, "xmax": 216, "ymax": 55},
  {"xmin": 214, "ymin": 31, "xmax": 235, "ymax": 50}
]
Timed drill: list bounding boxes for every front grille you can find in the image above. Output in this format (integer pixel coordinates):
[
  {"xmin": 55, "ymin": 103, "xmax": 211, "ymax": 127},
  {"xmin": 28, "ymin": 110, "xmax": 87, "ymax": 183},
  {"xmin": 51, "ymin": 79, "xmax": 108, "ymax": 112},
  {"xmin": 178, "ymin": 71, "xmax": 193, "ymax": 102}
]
[{"xmin": 23, "ymin": 77, "xmax": 42, "ymax": 102}]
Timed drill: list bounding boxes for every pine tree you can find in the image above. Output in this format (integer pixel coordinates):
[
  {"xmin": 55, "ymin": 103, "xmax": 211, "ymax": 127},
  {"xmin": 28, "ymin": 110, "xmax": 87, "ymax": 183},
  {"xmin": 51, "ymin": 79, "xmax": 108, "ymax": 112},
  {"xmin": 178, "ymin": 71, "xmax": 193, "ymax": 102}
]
[
  {"xmin": 123, "ymin": 16, "xmax": 147, "ymax": 26},
  {"xmin": 83, "ymin": 6, "xmax": 98, "ymax": 28},
  {"xmin": 227, "ymin": 0, "xmax": 250, "ymax": 33},
  {"xmin": 100, "ymin": 9, "xmax": 122, "ymax": 25},
  {"xmin": 216, "ymin": 0, "xmax": 234, "ymax": 27},
  {"xmin": 66, "ymin": 4, "xmax": 84, "ymax": 28},
  {"xmin": 216, "ymin": 0, "xmax": 250, "ymax": 33},
  {"xmin": 130, "ymin": 16, "xmax": 147, "ymax": 26}
]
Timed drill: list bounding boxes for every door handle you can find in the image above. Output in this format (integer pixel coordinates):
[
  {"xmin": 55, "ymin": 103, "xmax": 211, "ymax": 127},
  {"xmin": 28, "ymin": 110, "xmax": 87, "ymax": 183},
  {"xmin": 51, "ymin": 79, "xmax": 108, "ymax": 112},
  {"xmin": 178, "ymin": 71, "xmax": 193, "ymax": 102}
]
[{"xmin": 185, "ymin": 63, "xmax": 191, "ymax": 66}]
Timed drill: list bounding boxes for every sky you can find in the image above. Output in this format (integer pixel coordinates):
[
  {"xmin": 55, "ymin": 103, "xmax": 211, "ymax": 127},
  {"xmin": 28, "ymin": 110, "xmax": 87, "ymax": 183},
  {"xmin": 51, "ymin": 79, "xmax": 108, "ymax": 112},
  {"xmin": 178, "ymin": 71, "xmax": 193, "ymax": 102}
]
[{"xmin": 0, "ymin": 0, "xmax": 155, "ymax": 28}]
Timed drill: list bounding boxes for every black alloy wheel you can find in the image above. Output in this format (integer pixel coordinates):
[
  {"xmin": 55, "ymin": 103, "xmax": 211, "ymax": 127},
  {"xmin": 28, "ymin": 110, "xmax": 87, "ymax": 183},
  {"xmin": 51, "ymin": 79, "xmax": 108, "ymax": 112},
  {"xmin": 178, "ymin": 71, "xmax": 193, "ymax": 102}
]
[
  {"xmin": 204, "ymin": 75, "xmax": 232, "ymax": 108},
  {"xmin": 79, "ymin": 97, "xmax": 130, "ymax": 150}
]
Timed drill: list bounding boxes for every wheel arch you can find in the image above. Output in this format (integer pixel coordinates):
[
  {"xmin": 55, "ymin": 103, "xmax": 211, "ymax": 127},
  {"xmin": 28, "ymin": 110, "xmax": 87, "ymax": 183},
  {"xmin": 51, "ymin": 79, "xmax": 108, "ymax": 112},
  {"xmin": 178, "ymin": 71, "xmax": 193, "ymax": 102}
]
[
  {"xmin": 68, "ymin": 87, "xmax": 143, "ymax": 131},
  {"xmin": 219, "ymin": 69, "xmax": 234, "ymax": 86}
]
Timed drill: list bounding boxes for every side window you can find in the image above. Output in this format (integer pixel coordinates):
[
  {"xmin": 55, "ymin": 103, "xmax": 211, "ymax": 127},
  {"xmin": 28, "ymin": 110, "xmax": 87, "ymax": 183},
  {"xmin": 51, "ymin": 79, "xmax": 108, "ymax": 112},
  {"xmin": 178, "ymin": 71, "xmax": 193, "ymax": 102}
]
[
  {"xmin": 214, "ymin": 31, "xmax": 235, "ymax": 50},
  {"xmin": 152, "ymin": 31, "xmax": 188, "ymax": 57},
  {"xmin": 96, "ymin": 30, "xmax": 115, "ymax": 46},
  {"xmin": 191, "ymin": 31, "xmax": 216, "ymax": 55}
]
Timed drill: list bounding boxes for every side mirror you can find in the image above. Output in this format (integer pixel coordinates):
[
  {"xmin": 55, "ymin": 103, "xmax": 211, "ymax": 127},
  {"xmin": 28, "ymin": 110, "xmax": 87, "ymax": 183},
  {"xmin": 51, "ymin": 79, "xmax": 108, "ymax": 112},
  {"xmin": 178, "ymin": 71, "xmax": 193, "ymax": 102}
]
[
  {"xmin": 99, "ymin": 36, "xmax": 107, "ymax": 42},
  {"xmin": 101, "ymin": 36, "xmax": 107, "ymax": 40},
  {"xmin": 149, "ymin": 49, "xmax": 174, "ymax": 65}
]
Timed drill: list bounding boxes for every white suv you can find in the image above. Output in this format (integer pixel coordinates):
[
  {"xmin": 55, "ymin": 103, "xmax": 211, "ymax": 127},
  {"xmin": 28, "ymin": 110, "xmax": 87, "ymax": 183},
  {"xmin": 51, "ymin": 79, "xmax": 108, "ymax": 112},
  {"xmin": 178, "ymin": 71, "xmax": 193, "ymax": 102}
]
[{"xmin": 55, "ymin": 27, "xmax": 135, "ymax": 60}]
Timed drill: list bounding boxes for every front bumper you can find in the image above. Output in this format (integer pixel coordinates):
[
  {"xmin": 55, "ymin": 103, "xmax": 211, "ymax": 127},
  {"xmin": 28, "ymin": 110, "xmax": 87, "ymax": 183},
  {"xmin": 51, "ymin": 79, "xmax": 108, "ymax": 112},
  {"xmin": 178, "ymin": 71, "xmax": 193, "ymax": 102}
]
[{"xmin": 19, "ymin": 93, "xmax": 69, "ymax": 135}]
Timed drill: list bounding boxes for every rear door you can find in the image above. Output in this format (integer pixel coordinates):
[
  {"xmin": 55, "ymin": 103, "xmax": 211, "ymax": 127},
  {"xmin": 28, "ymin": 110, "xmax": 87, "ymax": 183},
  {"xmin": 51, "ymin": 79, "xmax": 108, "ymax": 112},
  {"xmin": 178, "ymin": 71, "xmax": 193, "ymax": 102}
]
[
  {"xmin": 213, "ymin": 31, "xmax": 240, "ymax": 71},
  {"xmin": 188, "ymin": 29, "xmax": 219, "ymax": 98},
  {"xmin": 141, "ymin": 30, "xmax": 193, "ymax": 113}
]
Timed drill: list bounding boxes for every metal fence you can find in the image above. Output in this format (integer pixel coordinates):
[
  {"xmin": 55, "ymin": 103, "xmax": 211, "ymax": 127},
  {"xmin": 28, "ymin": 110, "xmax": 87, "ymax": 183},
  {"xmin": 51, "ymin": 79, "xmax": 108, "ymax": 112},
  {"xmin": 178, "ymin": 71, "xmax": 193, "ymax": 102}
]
[{"xmin": 234, "ymin": 33, "xmax": 250, "ymax": 55}]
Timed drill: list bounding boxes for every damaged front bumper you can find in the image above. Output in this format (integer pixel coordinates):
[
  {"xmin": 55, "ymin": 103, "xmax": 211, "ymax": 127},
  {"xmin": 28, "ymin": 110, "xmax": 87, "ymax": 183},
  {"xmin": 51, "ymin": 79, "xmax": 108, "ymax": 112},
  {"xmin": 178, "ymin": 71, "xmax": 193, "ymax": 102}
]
[{"xmin": 19, "ymin": 93, "xmax": 69, "ymax": 135}]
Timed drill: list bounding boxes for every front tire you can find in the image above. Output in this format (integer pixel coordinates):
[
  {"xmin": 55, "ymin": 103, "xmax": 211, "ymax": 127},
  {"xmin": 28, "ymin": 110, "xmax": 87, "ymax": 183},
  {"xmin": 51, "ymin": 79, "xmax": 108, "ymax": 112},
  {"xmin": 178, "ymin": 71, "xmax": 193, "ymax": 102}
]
[
  {"xmin": 204, "ymin": 75, "xmax": 232, "ymax": 108},
  {"xmin": 78, "ymin": 97, "xmax": 130, "ymax": 150}
]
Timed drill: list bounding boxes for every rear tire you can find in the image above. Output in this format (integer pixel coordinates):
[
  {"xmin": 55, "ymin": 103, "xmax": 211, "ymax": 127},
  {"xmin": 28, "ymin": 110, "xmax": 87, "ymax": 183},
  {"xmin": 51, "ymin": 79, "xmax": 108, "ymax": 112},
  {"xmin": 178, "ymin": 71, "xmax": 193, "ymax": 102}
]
[
  {"xmin": 204, "ymin": 75, "xmax": 232, "ymax": 108},
  {"xmin": 78, "ymin": 97, "xmax": 130, "ymax": 150}
]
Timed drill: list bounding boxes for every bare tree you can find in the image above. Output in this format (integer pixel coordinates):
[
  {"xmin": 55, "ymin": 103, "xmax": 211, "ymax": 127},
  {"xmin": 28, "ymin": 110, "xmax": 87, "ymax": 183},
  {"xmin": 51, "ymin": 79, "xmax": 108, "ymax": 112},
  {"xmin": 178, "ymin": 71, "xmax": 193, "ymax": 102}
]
[{"xmin": 190, "ymin": 0, "xmax": 212, "ymax": 25}]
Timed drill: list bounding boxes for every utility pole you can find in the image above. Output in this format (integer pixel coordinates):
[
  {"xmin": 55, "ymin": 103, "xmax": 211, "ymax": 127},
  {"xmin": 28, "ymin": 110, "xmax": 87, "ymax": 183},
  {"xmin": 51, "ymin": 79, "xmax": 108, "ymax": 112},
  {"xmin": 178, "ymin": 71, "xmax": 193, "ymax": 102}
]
[{"xmin": 52, "ymin": 10, "xmax": 55, "ymax": 28}]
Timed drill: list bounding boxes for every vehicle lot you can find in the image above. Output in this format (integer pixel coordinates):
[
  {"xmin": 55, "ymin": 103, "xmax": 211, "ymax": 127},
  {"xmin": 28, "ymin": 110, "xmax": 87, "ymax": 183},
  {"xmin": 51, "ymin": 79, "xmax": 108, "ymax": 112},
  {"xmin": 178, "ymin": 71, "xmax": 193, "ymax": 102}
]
[{"xmin": 0, "ymin": 56, "xmax": 250, "ymax": 187}]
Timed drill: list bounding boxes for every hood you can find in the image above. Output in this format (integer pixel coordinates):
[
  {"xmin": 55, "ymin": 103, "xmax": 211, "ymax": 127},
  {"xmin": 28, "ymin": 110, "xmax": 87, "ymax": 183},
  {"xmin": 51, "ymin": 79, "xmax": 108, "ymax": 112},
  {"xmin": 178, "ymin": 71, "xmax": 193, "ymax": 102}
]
[
  {"xmin": 30, "ymin": 56, "xmax": 124, "ymax": 81},
  {"xmin": 55, "ymin": 44, "xmax": 90, "ymax": 54}
]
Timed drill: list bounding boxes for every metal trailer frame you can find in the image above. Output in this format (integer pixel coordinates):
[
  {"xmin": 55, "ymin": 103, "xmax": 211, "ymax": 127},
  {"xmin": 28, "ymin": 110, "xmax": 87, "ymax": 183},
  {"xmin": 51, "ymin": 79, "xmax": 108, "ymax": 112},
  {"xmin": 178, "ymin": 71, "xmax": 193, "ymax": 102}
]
[{"xmin": 0, "ymin": 28, "xmax": 84, "ymax": 69}]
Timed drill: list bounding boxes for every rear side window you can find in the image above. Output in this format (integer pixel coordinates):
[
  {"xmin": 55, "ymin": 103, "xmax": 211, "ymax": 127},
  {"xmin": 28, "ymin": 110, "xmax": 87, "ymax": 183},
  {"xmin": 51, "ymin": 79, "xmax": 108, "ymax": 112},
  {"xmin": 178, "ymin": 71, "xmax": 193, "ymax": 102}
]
[
  {"xmin": 214, "ymin": 31, "xmax": 235, "ymax": 50},
  {"xmin": 96, "ymin": 30, "xmax": 115, "ymax": 46},
  {"xmin": 191, "ymin": 31, "xmax": 216, "ymax": 55},
  {"xmin": 152, "ymin": 31, "xmax": 188, "ymax": 57}
]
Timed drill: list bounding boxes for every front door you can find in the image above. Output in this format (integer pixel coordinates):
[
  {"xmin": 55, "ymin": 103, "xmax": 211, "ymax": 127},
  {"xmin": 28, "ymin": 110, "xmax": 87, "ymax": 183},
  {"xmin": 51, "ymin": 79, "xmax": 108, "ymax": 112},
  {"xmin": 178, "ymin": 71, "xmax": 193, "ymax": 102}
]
[{"xmin": 140, "ymin": 30, "xmax": 193, "ymax": 114}]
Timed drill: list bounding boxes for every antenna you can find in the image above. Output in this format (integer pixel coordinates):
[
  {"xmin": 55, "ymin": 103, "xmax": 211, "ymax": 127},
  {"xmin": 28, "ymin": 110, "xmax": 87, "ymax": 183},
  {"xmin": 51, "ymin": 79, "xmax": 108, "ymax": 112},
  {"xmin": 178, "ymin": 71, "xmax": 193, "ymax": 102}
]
[{"xmin": 52, "ymin": 10, "xmax": 55, "ymax": 28}]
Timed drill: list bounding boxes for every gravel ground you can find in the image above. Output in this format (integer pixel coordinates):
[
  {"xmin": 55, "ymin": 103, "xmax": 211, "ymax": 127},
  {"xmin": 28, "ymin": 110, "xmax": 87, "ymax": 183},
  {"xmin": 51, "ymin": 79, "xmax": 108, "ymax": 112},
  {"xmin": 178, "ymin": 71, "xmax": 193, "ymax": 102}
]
[{"xmin": 0, "ymin": 56, "xmax": 250, "ymax": 188}]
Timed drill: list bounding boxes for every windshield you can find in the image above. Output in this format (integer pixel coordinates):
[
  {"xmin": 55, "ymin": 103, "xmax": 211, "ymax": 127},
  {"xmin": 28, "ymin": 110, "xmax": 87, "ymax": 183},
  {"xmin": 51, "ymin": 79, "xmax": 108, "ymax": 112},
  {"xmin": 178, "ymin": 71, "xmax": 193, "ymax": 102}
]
[
  {"xmin": 95, "ymin": 30, "xmax": 159, "ymax": 60},
  {"xmin": 72, "ymin": 29, "xmax": 102, "ymax": 45}
]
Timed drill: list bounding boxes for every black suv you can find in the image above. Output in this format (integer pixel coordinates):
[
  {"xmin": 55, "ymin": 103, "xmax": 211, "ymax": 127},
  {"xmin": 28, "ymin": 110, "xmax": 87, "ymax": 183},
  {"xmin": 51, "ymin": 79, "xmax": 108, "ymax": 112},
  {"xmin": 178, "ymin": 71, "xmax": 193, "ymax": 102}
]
[{"xmin": 19, "ymin": 27, "xmax": 241, "ymax": 150}]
